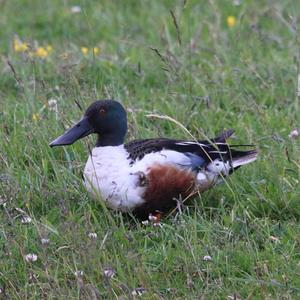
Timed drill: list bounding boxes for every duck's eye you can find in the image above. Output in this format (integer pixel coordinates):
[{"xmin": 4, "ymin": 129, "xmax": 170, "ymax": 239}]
[{"xmin": 99, "ymin": 108, "xmax": 106, "ymax": 114}]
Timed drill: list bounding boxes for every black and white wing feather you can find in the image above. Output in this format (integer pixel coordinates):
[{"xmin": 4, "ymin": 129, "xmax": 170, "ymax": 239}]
[{"xmin": 125, "ymin": 129, "xmax": 257, "ymax": 171}]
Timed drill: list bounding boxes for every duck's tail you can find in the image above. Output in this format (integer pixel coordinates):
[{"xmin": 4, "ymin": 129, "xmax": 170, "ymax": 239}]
[
  {"xmin": 231, "ymin": 149, "xmax": 258, "ymax": 170},
  {"xmin": 214, "ymin": 128, "xmax": 258, "ymax": 170}
]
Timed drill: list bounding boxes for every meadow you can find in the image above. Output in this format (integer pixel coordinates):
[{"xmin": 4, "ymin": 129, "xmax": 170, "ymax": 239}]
[{"xmin": 0, "ymin": 0, "xmax": 300, "ymax": 299}]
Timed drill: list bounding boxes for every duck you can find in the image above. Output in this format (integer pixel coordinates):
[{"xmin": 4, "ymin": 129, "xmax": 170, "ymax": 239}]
[{"xmin": 50, "ymin": 100, "xmax": 258, "ymax": 220}]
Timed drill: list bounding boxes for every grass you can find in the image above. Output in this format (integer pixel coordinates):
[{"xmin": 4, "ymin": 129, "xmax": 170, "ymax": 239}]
[{"xmin": 0, "ymin": 0, "xmax": 300, "ymax": 299}]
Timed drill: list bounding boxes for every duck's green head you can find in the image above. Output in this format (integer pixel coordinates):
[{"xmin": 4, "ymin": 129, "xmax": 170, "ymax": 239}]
[{"xmin": 49, "ymin": 100, "xmax": 127, "ymax": 147}]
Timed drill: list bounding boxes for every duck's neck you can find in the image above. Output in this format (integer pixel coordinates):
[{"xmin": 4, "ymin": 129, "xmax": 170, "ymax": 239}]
[{"xmin": 96, "ymin": 133, "xmax": 125, "ymax": 147}]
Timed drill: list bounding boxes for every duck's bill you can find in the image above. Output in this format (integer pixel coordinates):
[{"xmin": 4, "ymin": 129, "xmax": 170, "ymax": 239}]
[{"xmin": 49, "ymin": 117, "xmax": 94, "ymax": 147}]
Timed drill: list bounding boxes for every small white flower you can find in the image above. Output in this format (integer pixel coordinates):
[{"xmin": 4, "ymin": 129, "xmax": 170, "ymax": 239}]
[
  {"xmin": 74, "ymin": 270, "xmax": 84, "ymax": 277},
  {"xmin": 88, "ymin": 232, "xmax": 97, "ymax": 239},
  {"xmin": 70, "ymin": 5, "xmax": 81, "ymax": 13},
  {"xmin": 203, "ymin": 255, "xmax": 212, "ymax": 261},
  {"xmin": 41, "ymin": 238, "xmax": 50, "ymax": 245},
  {"xmin": 141, "ymin": 220, "xmax": 149, "ymax": 226},
  {"xmin": 48, "ymin": 98, "xmax": 57, "ymax": 110},
  {"xmin": 25, "ymin": 253, "xmax": 38, "ymax": 262},
  {"xmin": 0, "ymin": 287, "xmax": 4, "ymax": 294},
  {"xmin": 132, "ymin": 288, "xmax": 146, "ymax": 296},
  {"xmin": 103, "ymin": 268, "xmax": 115, "ymax": 278},
  {"xmin": 21, "ymin": 216, "xmax": 32, "ymax": 224},
  {"xmin": 47, "ymin": 98, "xmax": 58, "ymax": 119},
  {"xmin": 288, "ymin": 129, "xmax": 299, "ymax": 139}
]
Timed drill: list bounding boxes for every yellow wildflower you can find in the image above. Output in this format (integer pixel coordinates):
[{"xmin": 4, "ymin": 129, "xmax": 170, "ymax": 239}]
[
  {"xmin": 92, "ymin": 47, "xmax": 100, "ymax": 55},
  {"xmin": 46, "ymin": 45, "xmax": 53, "ymax": 52},
  {"xmin": 81, "ymin": 47, "xmax": 89, "ymax": 55},
  {"xmin": 32, "ymin": 113, "xmax": 40, "ymax": 122},
  {"xmin": 13, "ymin": 39, "xmax": 28, "ymax": 52},
  {"xmin": 35, "ymin": 47, "xmax": 48, "ymax": 58},
  {"xmin": 227, "ymin": 16, "xmax": 237, "ymax": 27}
]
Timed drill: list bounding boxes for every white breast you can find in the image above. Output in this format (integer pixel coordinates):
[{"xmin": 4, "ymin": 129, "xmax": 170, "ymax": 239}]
[{"xmin": 83, "ymin": 145, "xmax": 145, "ymax": 211}]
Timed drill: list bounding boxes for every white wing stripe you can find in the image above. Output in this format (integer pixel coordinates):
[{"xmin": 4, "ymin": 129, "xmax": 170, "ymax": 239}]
[{"xmin": 175, "ymin": 142, "xmax": 208, "ymax": 147}]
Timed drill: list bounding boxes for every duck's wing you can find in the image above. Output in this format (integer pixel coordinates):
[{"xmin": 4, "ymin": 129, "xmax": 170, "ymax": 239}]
[{"xmin": 125, "ymin": 129, "xmax": 257, "ymax": 170}]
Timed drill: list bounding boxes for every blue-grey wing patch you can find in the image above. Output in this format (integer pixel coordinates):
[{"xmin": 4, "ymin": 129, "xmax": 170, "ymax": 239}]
[{"xmin": 184, "ymin": 153, "xmax": 206, "ymax": 170}]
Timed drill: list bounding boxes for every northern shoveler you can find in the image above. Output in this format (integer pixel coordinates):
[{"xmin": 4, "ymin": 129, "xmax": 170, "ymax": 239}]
[{"xmin": 50, "ymin": 100, "xmax": 258, "ymax": 220}]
